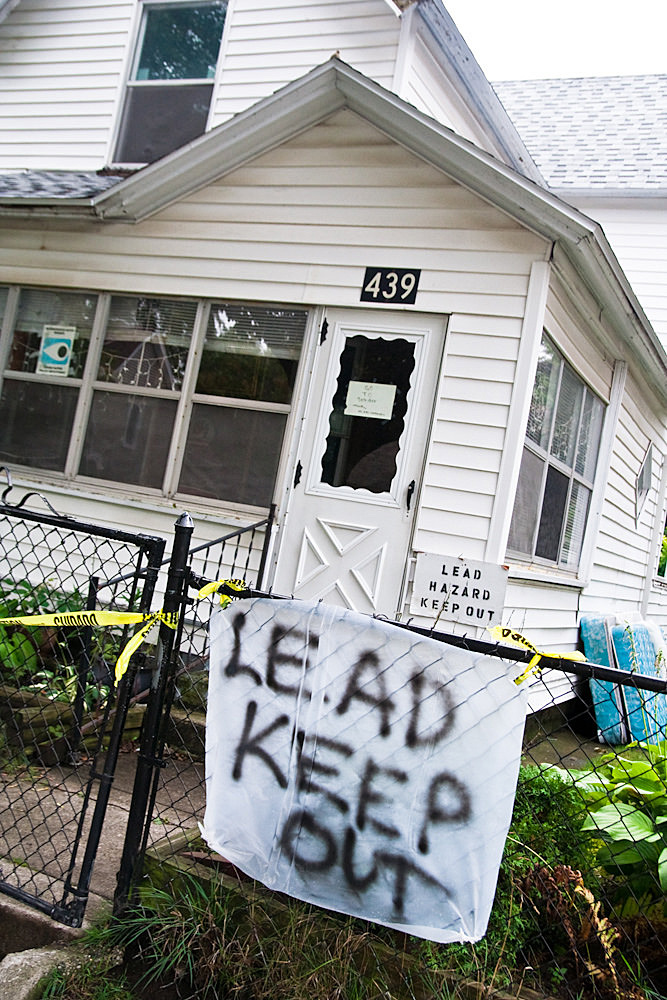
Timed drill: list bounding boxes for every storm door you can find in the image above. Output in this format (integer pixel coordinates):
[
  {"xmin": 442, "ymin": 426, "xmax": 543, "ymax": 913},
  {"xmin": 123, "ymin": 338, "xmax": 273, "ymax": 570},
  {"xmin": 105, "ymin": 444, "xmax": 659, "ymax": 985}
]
[{"xmin": 273, "ymin": 309, "xmax": 445, "ymax": 615}]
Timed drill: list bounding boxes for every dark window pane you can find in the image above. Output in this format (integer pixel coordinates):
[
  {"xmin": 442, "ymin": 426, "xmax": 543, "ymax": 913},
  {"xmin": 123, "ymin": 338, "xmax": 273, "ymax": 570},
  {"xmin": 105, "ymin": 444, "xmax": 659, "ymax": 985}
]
[
  {"xmin": 321, "ymin": 336, "xmax": 415, "ymax": 493},
  {"xmin": 137, "ymin": 3, "xmax": 227, "ymax": 81},
  {"xmin": 79, "ymin": 391, "xmax": 177, "ymax": 489},
  {"xmin": 116, "ymin": 83, "xmax": 214, "ymax": 162},
  {"xmin": 178, "ymin": 404, "xmax": 286, "ymax": 506},
  {"xmin": 536, "ymin": 466, "xmax": 569, "ymax": 561},
  {"xmin": 507, "ymin": 447, "xmax": 544, "ymax": 554},
  {"xmin": 198, "ymin": 304, "xmax": 306, "ymax": 402},
  {"xmin": 0, "ymin": 380, "xmax": 78, "ymax": 471}
]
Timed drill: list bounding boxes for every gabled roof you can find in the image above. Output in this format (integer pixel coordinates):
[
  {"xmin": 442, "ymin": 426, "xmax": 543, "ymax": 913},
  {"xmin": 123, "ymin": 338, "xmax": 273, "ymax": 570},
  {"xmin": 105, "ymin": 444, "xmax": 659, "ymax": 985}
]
[
  {"xmin": 0, "ymin": 57, "xmax": 664, "ymax": 392},
  {"xmin": 494, "ymin": 75, "xmax": 667, "ymax": 194}
]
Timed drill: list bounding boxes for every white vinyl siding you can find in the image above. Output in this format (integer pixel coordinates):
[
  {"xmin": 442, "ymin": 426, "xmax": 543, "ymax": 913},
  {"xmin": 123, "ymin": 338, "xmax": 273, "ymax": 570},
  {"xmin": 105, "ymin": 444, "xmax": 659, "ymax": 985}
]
[
  {"xmin": 210, "ymin": 0, "xmax": 400, "ymax": 124},
  {"xmin": 0, "ymin": 0, "xmax": 403, "ymax": 170},
  {"xmin": 569, "ymin": 196, "xmax": 667, "ymax": 348},
  {"xmin": 0, "ymin": 111, "xmax": 546, "ymax": 306},
  {"xmin": 581, "ymin": 370, "xmax": 667, "ymax": 618},
  {"xmin": 399, "ymin": 29, "xmax": 508, "ymax": 162},
  {"xmin": 0, "ymin": 110, "xmax": 546, "ymax": 536},
  {"xmin": 0, "ymin": 0, "xmax": 134, "ymax": 169}
]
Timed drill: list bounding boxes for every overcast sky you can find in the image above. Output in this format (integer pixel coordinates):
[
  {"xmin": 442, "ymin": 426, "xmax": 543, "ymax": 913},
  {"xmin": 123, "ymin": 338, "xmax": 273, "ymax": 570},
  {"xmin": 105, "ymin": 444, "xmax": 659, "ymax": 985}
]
[{"xmin": 442, "ymin": 0, "xmax": 667, "ymax": 80}]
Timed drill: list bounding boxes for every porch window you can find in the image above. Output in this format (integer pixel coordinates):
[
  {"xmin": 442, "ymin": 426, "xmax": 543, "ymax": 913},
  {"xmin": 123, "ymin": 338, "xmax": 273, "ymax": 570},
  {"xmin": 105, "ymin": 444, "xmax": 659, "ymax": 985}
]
[
  {"xmin": 178, "ymin": 303, "xmax": 306, "ymax": 505},
  {"xmin": 78, "ymin": 296, "xmax": 194, "ymax": 489},
  {"xmin": 0, "ymin": 288, "xmax": 307, "ymax": 512},
  {"xmin": 115, "ymin": 1, "xmax": 228, "ymax": 164},
  {"xmin": 507, "ymin": 335, "xmax": 604, "ymax": 570}
]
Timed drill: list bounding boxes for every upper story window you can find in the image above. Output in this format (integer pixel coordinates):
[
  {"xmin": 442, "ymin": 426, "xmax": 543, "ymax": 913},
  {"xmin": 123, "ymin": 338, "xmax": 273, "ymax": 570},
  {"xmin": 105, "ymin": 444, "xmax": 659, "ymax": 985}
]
[
  {"xmin": 115, "ymin": 1, "xmax": 228, "ymax": 165},
  {"xmin": 507, "ymin": 334, "xmax": 604, "ymax": 571}
]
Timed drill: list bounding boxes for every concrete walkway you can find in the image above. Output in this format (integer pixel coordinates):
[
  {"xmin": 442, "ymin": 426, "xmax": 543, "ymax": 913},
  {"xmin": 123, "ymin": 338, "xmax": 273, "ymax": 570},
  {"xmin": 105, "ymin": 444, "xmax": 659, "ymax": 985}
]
[{"xmin": 0, "ymin": 748, "xmax": 205, "ymax": 999}]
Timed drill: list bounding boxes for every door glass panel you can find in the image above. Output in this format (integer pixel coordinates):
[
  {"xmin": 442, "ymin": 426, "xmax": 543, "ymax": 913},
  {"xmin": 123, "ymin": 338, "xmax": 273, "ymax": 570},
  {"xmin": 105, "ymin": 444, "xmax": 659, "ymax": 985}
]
[{"xmin": 321, "ymin": 336, "xmax": 415, "ymax": 493}]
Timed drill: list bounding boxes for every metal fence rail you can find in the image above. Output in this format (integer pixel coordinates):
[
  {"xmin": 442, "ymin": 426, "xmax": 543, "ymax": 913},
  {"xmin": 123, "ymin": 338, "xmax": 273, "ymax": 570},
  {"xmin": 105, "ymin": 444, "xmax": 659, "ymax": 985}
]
[{"xmin": 0, "ymin": 477, "xmax": 165, "ymax": 926}]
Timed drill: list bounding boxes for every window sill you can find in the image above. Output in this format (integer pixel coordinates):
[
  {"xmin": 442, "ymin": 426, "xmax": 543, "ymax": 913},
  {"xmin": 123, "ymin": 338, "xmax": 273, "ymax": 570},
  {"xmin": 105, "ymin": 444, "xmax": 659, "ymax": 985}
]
[
  {"xmin": 2, "ymin": 470, "xmax": 271, "ymax": 529},
  {"xmin": 506, "ymin": 563, "xmax": 585, "ymax": 591}
]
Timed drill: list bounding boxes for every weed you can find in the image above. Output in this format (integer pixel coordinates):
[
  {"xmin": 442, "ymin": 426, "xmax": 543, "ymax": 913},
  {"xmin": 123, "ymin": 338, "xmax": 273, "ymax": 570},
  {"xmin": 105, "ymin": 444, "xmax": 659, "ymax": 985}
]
[{"xmin": 85, "ymin": 872, "xmax": 438, "ymax": 1000}]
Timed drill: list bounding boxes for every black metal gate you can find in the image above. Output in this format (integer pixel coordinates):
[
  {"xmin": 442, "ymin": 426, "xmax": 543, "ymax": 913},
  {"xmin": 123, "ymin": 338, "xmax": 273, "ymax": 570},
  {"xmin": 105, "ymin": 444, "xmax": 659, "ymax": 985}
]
[{"xmin": 0, "ymin": 473, "xmax": 165, "ymax": 926}]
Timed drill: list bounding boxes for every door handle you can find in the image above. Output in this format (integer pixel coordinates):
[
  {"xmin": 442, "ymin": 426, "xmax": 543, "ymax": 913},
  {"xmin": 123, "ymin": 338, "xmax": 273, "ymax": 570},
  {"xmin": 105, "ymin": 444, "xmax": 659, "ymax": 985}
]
[{"xmin": 406, "ymin": 479, "xmax": 416, "ymax": 511}]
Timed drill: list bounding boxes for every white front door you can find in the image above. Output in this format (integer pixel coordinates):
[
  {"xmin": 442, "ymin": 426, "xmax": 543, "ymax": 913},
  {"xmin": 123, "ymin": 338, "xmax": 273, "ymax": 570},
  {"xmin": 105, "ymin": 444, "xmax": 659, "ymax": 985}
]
[{"xmin": 273, "ymin": 308, "xmax": 446, "ymax": 615}]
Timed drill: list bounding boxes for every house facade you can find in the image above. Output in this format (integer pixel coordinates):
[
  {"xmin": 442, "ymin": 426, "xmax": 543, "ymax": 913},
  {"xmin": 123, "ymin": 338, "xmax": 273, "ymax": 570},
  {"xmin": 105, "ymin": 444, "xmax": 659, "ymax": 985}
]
[{"xmin": 0, "ymin": 0, "xmax": 666, "ymax": 691}]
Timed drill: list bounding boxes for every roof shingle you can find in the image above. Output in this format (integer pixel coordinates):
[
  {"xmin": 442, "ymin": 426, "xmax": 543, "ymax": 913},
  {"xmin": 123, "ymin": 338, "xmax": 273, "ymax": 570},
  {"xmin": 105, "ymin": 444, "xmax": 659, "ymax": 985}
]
[{"xmin": 493, "ymin": 75, "xmax": 667, "ymax": 191}]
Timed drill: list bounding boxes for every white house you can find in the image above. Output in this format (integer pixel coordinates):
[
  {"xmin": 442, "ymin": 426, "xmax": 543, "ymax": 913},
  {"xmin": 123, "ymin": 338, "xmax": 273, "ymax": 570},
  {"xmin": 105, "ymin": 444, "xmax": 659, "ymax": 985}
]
[{"xmin": 0, "ymin": 0, "xmax": 665, "ymax": 684}]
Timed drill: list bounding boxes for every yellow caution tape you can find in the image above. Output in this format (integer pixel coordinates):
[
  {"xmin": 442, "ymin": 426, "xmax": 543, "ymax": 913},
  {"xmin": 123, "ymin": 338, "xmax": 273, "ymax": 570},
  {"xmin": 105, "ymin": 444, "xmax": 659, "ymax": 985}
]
[
  {"xmin": 197, "ymin": 577, "xmax": 247, "ymax": 608},
  {"xmin": 0, "ymin": 608, "xmax": 177, "ymax": 684},
  {"xmin": 488, "ymin": 625, "xmax": 586, "ymax": 685},
  {"xmin": 0, "ymin": 579, "xmax": 247, "ymax": 685}
]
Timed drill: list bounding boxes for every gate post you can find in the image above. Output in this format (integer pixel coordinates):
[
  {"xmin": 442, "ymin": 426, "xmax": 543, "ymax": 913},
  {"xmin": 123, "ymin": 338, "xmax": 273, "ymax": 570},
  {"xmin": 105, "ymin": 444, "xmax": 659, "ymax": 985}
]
[{"xmin": 113, "ymin": 511, "xmax": 194, "ymax": 916}]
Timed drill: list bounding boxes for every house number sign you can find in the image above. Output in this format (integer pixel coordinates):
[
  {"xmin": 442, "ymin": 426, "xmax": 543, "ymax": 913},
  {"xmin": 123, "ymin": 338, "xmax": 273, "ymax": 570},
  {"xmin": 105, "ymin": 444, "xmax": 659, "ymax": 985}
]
[{"xmin": 360, "ymin": 267, "xmax": 421, "ymax": 305}]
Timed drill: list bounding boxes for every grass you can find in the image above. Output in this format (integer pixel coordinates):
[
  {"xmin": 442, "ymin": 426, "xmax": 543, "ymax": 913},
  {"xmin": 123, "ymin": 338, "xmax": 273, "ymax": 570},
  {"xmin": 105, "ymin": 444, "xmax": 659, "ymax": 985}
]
[{"xmin": 38, "ymin": 763, "xmax": 662, "ymax": 1000}]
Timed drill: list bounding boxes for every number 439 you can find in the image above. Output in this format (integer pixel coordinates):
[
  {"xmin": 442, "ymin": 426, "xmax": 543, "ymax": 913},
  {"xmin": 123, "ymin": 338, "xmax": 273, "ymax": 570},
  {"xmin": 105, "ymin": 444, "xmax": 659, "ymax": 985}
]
[{"xmin": 361, "ymin": 267, "xmax": 421, "ymax": 305}]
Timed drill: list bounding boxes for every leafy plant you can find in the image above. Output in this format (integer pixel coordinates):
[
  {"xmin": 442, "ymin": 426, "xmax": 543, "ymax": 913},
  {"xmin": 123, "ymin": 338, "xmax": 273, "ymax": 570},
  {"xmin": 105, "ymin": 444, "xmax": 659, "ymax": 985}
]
[{"xmin": 568, "ymin": 743, "xmax": 667, "ymax": 918}]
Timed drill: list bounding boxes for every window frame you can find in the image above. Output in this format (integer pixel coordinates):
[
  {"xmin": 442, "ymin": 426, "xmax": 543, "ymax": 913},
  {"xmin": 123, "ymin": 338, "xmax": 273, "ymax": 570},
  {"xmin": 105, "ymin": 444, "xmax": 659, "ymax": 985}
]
[
  {"xmin": 506, "ymin": 333, "xmax": 606, "ymax": 572},
  {"xmin": 113, "ymin": 0, "xmax": 228, "ymax": 166}
]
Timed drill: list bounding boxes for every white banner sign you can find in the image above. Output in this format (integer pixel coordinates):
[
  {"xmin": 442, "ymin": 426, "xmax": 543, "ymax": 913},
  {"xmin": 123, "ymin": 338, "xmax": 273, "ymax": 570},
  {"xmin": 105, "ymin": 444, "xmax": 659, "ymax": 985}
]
[{"xmin": 202, "ymin": 599, "xmax": 526, "ymax": 942}]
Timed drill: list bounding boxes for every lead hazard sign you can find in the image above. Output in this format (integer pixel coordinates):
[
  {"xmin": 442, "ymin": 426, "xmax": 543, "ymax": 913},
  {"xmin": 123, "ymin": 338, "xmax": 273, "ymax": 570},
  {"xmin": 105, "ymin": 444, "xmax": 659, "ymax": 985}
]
[{"xmin": 410, "ymin": 554, "xmax": 508, "ymax": 627}]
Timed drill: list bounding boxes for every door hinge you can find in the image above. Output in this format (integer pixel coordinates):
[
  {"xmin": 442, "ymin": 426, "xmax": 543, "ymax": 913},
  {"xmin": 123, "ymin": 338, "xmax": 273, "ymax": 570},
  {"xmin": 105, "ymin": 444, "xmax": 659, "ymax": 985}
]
[
  {"xmin": 293, "ymin": 461, "xmax": 303, "ymax": 488},
  {"xmin": 319, "ymin": 318, "xmax": 328, "ymax": 345}
]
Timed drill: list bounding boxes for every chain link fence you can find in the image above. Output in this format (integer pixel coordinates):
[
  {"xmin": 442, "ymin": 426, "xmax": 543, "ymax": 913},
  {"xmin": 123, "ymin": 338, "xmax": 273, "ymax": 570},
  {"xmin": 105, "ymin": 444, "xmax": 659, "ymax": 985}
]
[
  {"xmin": 0, "ymin": 487, "xmax": 164, "ymax": 925},
  {"xmin": 1, "ymin": 491, "xmax": 666, "ymax": 997},
  {"xmin": 129, "ymin": 583, "xmax": 667, "ymax": 1000}
]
